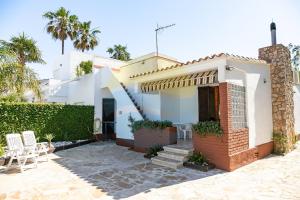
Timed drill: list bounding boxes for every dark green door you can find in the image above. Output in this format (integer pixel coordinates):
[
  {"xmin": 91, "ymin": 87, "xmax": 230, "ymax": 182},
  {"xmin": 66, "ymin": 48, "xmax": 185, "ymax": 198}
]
[{"xmin": 102, "ymin": 98, "xmax": 115, "ymax": 140}]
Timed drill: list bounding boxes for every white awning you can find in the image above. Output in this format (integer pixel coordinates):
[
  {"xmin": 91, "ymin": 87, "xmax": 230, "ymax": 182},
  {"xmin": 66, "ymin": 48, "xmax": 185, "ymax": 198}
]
[{"xmin": 141, "ymin": 70, "xmax": 218, "ymax": 93}]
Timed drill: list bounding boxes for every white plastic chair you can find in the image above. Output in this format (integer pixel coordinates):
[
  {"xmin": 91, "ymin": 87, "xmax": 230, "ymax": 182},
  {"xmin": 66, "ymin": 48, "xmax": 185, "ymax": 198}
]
[
  {"xmin": 178, "ymin": 124, "xmax": 193, "ymax": 140},
  {"xmin": 184, "ymin": 124, "xmax": 193, "ymax": 140},
  {"xmin": 22, "ymin": 131, "xmax": 48, "ymax": 161},
  {"xmin": 6, "ymin": 133, "xmax": 38, "ymax": 172}
]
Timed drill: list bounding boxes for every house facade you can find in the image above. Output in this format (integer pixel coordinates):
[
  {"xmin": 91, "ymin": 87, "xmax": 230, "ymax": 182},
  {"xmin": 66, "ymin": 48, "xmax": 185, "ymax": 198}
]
[{"xmin": 36, "ymin": 25, "xmax": 300, "ymax": 171}]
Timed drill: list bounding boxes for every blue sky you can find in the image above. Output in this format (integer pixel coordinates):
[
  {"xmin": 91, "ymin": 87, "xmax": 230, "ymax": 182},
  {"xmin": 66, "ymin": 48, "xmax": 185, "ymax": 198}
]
[{"xmin": 0, "ymin": 0, "xmax": 299, "ymax": 79}]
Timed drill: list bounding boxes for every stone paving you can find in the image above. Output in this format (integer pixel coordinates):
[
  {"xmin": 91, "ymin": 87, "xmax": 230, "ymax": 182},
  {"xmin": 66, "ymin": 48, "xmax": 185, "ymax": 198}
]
[{"xmin": 0, "ymin": 141, "xmax": 300, "ymax": 200}]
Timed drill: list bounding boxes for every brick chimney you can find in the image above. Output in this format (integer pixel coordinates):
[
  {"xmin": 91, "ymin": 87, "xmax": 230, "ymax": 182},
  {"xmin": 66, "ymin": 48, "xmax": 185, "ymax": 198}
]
[{"xmin": 258, "ymin": 23, "xmax": 295, "ymax": 153}]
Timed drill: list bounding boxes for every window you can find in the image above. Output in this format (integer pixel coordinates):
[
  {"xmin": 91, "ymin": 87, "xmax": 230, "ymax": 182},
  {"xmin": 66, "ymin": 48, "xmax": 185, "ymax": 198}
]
[
  {"xmin": 198, "ymin": 86, "xmax": 219, "ymax": 121},
  {"xmin": 231, "ymin": 84, "xmax": 247, "ymax": 129}
]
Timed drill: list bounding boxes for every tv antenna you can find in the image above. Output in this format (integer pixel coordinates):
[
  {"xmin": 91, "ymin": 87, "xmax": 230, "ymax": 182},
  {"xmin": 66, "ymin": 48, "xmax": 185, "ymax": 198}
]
[{"xmin": 155, "ymin": 23, "xmax": 175, "ymax": 56}]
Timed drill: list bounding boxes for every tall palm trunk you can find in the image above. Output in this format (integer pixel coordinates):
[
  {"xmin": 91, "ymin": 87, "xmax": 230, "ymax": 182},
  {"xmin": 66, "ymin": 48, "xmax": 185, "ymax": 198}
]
[
  {"xmin": 18, "ymin": 54, "xmax": 26, "ymax": 97},
  {"xmin": 62, "ymin": 39, "xmax": 64, "ymax": 55}
]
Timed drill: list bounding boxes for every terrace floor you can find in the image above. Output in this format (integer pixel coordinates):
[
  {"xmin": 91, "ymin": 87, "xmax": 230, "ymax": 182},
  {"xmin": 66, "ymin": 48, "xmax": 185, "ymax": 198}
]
[{"xmin": 0, "ymin": 141, "xmax": 300, "ymax": 200}]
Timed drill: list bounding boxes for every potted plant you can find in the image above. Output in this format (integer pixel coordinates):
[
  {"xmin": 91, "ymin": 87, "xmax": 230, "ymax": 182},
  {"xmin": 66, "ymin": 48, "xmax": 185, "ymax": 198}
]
[
  {"xmin": 129, "ymin": 116, "xmax": 177, "ymax": 153},
  {"xmin": 45, "ymin": 134, "xmax": 55, "ymax": 153},
  {"xmin": 183, "ymin": 151, "xmax": 215, "ymax": 172}
]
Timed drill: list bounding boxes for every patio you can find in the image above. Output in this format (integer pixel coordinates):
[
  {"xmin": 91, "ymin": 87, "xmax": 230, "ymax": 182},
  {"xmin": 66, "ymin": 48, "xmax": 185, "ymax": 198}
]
[{"xmin": 0, "ymin": 141, "xmax": 300, "ymax": 200}]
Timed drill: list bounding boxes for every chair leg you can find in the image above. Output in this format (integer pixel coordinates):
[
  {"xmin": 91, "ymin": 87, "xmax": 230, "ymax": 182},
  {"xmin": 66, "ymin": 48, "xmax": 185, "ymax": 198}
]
[
  {"xmin": 34, "ymin": 157, "xmax": 38, "ymax": 168},
  {"xmin": 17, "ymin": 157, "xmax": 24, "ymax": 173},
  {"xmin": 45, "ymin": 152, "xmax": 48, "ymax": 162},
  {"xmin": 183, "ymin": 131, "xmax": 187, "ymax": 141},
  {"xmin": 6, "ymin": 157, "xmax": 14, "ymax": 171}
]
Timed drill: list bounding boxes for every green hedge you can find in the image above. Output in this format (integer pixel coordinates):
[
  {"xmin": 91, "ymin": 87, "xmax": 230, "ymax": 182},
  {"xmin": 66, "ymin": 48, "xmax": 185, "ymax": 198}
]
[{"xmin": 0, "ymin": 103, "xmax": 94, "ymax": 144}]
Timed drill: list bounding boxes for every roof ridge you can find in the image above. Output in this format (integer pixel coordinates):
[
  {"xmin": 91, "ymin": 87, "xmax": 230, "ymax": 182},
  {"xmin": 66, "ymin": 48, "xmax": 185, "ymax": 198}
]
[{"xmin": 129, "ymin": 52, "xmax": 267, "ymax": 78}]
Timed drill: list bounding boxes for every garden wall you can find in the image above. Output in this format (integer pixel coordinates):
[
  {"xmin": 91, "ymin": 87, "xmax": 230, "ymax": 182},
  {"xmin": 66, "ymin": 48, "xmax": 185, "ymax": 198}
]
[{"xmin": 0, "ymin": 103, "xmax": 94, "ymax": 143}]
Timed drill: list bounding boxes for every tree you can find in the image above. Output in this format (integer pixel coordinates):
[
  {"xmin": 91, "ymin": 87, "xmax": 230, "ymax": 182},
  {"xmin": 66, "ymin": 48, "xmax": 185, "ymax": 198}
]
[
  {"xmin": 43, "ymin": 7, "xmax": 78, "ymax": 55},
  {"xmin": 288, "ymin": 43, "xmax": 300, "ymax": 70},
  {"xmin": 107, "ymin": 44, "xmax": 131, "ymax": 61},
  {"xmin": 0, "ymin": 33, "xmax": 44, "ymax": 100},
  {"xmin": 73, "ymin": 21, "xmax": 100, "ymax": 52},
  {"xmin": 75, "ymin": 60, "xmax": 93, "ymax": 77}
]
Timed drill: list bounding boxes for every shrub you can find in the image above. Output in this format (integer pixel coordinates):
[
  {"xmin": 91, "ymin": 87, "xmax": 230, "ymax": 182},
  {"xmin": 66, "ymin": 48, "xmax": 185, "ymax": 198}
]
[
  {"xmin": 76, "ymin": 60, "xmax": 93, "ymax": 77},
  {"xmin": 188, "ymin": 152, "xmax": 208, "ymax": 165},
  {"xmin": 0, "ymin": 138, "xmax": 4, "ymax": 157},
  {"xmin": 192, "ymin": 121, "xmax": 223, "ymax": 136},
  {"xmin": 128, "ymin": 116, "xmax": 173, "ymax": 133},
  {"xmin": 273, "ymin": 132, "xmax": 289, "ymax": 154},
  {"xmin": 0, "ymin": 102, "xmax": 94, "ymax": 144},
  {"xmin": 144, "ymin": 145, "xmax": 163, "ymax": 158},
  {"xmin": 0, "ymin": 144, "xmax": 4, "ymax": 157}
]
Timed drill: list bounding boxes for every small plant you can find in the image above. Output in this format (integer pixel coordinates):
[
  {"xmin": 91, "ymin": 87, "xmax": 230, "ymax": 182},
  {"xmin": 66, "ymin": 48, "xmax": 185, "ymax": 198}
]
[
  {"xmin": 128, "ymin": 116, "xmax": 173, "ymax": 133},
  {"xmin": 76, "ymin": 60, "xmax": 93, "ymax": 77},
  {"xmin": 273, "ymin": 132, "xmax": 289, "ymax": 154},
  {"xmin": 144, "ymin": 145, "xmax": 163, "ymax": 158},
  {"xmin": 45, "ymin": 134, "xmax": 54, "ymax": 146},
  {"xmin": 188, "ymin": 152, "xmax": 208, "ymax": 166},
  {"xmin": 192, "ymin": 121, "xmax": 223, "ymax": 136}
]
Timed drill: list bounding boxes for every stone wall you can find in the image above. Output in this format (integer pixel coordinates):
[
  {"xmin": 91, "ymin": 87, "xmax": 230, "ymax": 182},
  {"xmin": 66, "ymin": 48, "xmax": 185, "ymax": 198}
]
[{"xmin": 259, "ymin": 44, "xmax": 295, "ymax": 153}]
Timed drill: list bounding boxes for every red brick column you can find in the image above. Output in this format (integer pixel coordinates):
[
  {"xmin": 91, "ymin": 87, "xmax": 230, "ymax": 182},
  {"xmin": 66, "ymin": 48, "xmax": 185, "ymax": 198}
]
[
  {"xmin": 194, "ymin": 83, "xmax": 231, "ymax": 170},
  {"xmin": 194, "ymin": 82, "xmax": 252, "ymax": 171}
]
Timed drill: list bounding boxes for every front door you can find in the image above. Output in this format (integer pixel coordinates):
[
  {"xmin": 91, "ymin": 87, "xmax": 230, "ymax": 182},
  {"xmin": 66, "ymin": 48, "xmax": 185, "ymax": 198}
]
[{"xmin": 102, "ymin": 98, "xmax": 115, "ymax": 140}]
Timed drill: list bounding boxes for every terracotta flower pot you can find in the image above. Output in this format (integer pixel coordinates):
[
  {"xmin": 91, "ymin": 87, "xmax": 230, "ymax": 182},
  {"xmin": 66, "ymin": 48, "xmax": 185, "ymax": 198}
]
[
  {"xmin": 94, "ymin": 133, "xmax": 101, "ymax": 141},
  {"xmin": 134, "ymin": 127, "xmax": 177, "ymax": 153},
  {"xmin": 47, "ymin": 143, "xmax": 56, "ymax": 154}
]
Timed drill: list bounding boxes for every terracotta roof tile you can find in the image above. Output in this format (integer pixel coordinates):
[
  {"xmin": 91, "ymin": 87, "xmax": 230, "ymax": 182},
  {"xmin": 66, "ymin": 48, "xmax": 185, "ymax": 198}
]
[{"xmin": 129, "ymin": 53, "xmax": 267, "ymax": 78}]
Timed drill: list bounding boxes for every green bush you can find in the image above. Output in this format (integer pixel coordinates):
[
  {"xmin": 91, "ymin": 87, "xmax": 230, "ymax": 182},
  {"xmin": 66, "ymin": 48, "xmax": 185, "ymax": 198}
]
[
  {"xmin": 188, "ymin": 152, "xmax": 208, "ymax": 165},
  {"xmin": 128, "ymin": 115, "xmax": 173, "ymax": 133},
  {"xmin": 144, "ymin": 145, "xmax": 163, "ymax": 158},
  {"xmin": 0, "ymin": 102, "xmax": 94, "ymax": 144},
  {"xmin": 273, "ymin": 132, "xmax": 289, "ymax": 155},
  {"xmin": 0, "ymin": 137, "xmax": 5, "ymax": 157},
  {"xmin": 192, "ymin": 121, "xmax": 223, "ymax": 136},
  {"xmin": 76, "ymin": 60, "xmax": 93, "ymax": 77}
]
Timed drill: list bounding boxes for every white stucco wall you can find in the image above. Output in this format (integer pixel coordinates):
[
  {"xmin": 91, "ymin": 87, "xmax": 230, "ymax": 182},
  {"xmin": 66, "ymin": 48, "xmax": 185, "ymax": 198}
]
[
  {"xmin": 160, "ymin": 87, "xmax": 198, "ymax": 123},
  {"xmin": 294, "ymin": 85, "xmax": 300, "ymax": 134},
  {"xmin": 161, "ymin": 89, "xmax": 180, "ymax": 123},
  {"xmin": 179, "ymin": 87, "xmax": 198, "ymax": 123},
  {"xmin": 67, "ymin": 74, "xmax": 94, "ymax": 105},
  {"xmin": 141, "ymin": 93, "xmax": 161, "ymax": 120},
  {"xmin": 225, "ymin": 60, "xmax": 273, "ymax": 148},
  {"xmin": 96, "ymin": 67, "xmax": 143, "ymax": 140}
]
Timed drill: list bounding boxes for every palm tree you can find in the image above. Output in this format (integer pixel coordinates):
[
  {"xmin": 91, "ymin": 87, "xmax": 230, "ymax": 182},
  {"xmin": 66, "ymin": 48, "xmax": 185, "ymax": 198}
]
[
  {"xmin": 107, "ymin": 44, "xmax": 131, "ymax": 61},
  {"xmin": 0, "ymin": 33, "xmax": 44, "ymax": 100},
  {"xmin": 43, "ymin": 7, "xmax": 78, "ymax": 55},
  {"xmin": 288, "ymin": 43, "xmax": 300, "ymax": 70},
  {"xmin": 73, "ymin": 21, "xmax": 100, "ymax": 52}
]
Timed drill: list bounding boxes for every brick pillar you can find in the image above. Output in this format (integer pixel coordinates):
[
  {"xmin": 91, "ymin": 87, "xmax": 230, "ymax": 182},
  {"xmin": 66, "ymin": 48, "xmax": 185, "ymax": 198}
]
[{"xmin": 259, "ymin": 44, "xmax": 295, "ymax": 153}]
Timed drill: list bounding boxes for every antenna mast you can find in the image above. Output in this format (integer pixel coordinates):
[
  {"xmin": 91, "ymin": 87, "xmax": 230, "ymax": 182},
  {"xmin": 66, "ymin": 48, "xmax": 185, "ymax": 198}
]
[{"xmin": 155, "ymin": 23, "xmax": 175, "ymax": 56}]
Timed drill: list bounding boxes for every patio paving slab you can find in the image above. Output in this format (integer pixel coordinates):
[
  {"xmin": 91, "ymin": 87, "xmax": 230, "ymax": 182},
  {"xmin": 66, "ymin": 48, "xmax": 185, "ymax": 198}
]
[{"xmin": 0, "ymin": 141, "xmax": 300, "ymax": 200}]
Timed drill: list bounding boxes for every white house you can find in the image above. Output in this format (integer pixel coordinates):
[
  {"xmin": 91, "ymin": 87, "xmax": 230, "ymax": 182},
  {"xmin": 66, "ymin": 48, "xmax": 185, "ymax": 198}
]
[{"xmin": 35, "ymin": 22, "xmax": 300, "ymax": 171}]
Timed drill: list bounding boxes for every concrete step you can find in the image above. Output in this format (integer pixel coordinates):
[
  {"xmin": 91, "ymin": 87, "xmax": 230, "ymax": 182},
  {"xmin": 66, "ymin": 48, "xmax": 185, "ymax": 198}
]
[
  {"xmin": 157, "ymin": 151, "xmax": 188, "ymax": 162},
  {"xmin": 151, "ymin": 156, "xmax": 183, "ymax": 169},
  {"xmin": 163, "ymin": 146, "xmax": 193, "ymax": 155}
]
